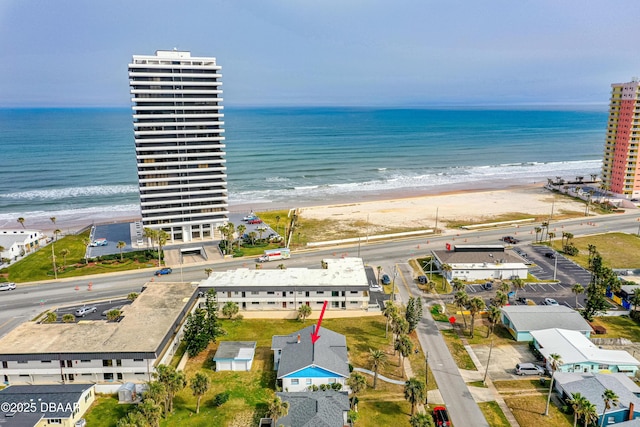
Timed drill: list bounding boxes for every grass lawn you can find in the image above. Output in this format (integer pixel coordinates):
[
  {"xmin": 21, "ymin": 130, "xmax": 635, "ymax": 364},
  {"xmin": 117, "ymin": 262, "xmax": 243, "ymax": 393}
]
[
  {"xmin": 494, "ymin": 379, "xmax": 548, "ymax": 393},
  {"xmin": 478, "ymin": 401, "xmax": 510, "ymax": 427},
  {"xmin": 504, "ymin": 394, "xmax": 573, "ymax": 427},
  {"xmin": 84, "ymin": 395, "xmax": 134, "ymax": 427},
  {"xmin": 590, "ymin": 315, "xmax": 640, "ymax": 341},
  {"xmin": 440, "ymin": 329, "xmax": 477, "ymax": 370},
  {"xmin": 551, "ymin": 232, "xmax": 640, "ymax": 269}
]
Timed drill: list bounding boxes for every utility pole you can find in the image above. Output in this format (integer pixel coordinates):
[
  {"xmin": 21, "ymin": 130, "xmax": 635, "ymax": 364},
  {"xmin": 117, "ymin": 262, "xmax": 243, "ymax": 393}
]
[
  {"xmin": 553, "ymin": 253, "xmax": 558, "ymax": 281},
  {"xmin": 392, "ymin": 265, "xmax": 398, "ymax": 302},
  {"xmin": 425, "ymin": 351, "xmax": 429, "ymax": 405},
  {"xmin": 434, "ymin": 207, "xmax": 439, "ymax": 234}
]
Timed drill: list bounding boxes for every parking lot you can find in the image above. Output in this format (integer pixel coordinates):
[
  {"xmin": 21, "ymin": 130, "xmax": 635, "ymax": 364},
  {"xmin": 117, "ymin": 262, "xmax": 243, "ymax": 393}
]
[{"xmin": 51, "ymin": 299, "xmax": 132, "ymax": 322}]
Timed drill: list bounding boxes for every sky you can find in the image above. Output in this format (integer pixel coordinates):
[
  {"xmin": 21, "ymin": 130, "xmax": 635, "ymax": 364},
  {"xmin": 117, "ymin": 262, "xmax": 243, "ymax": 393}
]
[{"xmin": 1, "ymin": 0, "xmax": 640, "ymax": 108}]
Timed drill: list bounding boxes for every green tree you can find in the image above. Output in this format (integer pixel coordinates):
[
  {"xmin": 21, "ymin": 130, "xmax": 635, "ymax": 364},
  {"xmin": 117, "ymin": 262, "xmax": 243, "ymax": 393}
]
[
  {"xmin": 346, "ymin": 372, "xmax": 367, "ymax": 409},
  {"xmin": 383, "ymin": 300, "xmax": 398, "ymax": 338},
  {"xmin": 468, "ymin": 297, "xmax": 486, "ymax": 338},
  {"xmin": 127, "ymin": 292, "xmax": 139, "ymax": 301},
  {"xmin": 582, "ymin": 401, "xmax": 598, "ymax": 427},
  {"xmin": 440, "ymin": 263, "xmax": 452, "ymax": 290},
  {"xmin": 454, "ymin": 290, "xmax": 469, "ymax": 329},
  {"xmin": 62, "ymin": 314, "xmax": 75, "ymax": 323},
  {"xmin": 369, "ymin": 349, "xmax": 387, "ymax": 389},
  {"xmin": 404, "ymin": 377, "xmax": 426, "ymax": 416},
  {"xmin": 50, "ymin": 216, "xmax": 56, "ymax": 225},
  {"xmin": 222, "ymin": 301, "xmax": 239, "ymax": 319},
  {"xmin": 544, "ymin": 353, "xmax": 563, "ymax": 416},
  {"xmin": 511, "ymin": 277, "xmax": 525, "ymax": 299},
  {"xmin": 53, "ymin": 229, "xmax": 62, "ymax": 242},
  {"xmin": 267, "ymin": 396, "xmax": 289, "ymax": 424},
  {"xmin": 204, "ymin": 289, "xmax": 223, "ymax": 340},
  {"xmin": 256, "ymin": 226, "xmax": 267, "ymax": 240},
  {"xmin": 205, "ymin": 268, "xmax": 213, "ymax": 277},
  {"xmin": 154, "ymin": 364, "xmax": 186, "ymax": 415},
  {"xmin": 277, "ymin": 263, "xmax": 286, "ymax": 270},
  {"xmin": 59, "ymin": 248, "xmax": 69, "ymax": 269},
  {"xmin": 451, "ymin": 278, "xmax": 465, "ymax": 292},
  {"xmin": 600, "ymin": 389, "xmax": 619, "ymax": 427},
  {"xmin": 190, "ymin": 372, "xmax": 210, "ymax": 414},
  {"xmin": 145, "ymin": 381, "xmax": 167, "ymax": 416},
  {"xmin": 143, "ymin": 227, "xmax": 158, "ymax": 250},
  {"xmin": 138, "ymin": 398, "xmax": 162, "ymax": 427},
  {"xmin": 405, "ymin": 296, "xmax": 423, "ymax": 333},
  {"xmin": 394, "ymin": 334, "xmax": 413, "ymax": 373},
  {"xmin": 183, "ymin": 309, "xmax": 210, "ymax": 357},
  {"xmin": 156, "ymin": 230, "xmax": 169, "ymax": 267},
  {"xmin": 630, "ymin": 292, "xmax": 640, "ymax": 314},
  {"xmin": 568, "ymin": 392, "xmax": 588, "ymax": 427},
  {"xmin": 44, "ymin": 312, "xmax": 57, "ymax": 323},
  {"xmin": 410, "ymin": 412, "xmax": 436, "ymax": 427},
  {"xmin": 106, "ymin": 309, "xmax": 121, "ymax": 321},
  {"xmin": 571, "ymin": 283, "xmax": 585, "ymax": 308},
  {"xmin": 534, "ymin": 226, "xmax": 542, "ymax": 243},
  {"xmin": 17, "ymin": 217, "xmax": 25, "ymax": 228},
  {"xmin": 117, "ymin": 241, "xmax": 126, "ymax": 261},
  {"xmin": 486, "ymin": 305, "xmax": 501, "ymax": 338},
  {"xmin": 297, "ymin": 304, "xmax": 312, "ymax": 321},
  {"xmin": 236, "ymin": 224, "xmax": 246, "ymax": 250},
  {"xmin": 391, "ymin": 315, "xmax": 409, "ymax": 343},
  {"xmin": 499, "ymin": 281, "xmax": 511, "ymax": 294},
  {"xmin": 492, "ymin": 291, "xmax": 508, "ymax": 308}
]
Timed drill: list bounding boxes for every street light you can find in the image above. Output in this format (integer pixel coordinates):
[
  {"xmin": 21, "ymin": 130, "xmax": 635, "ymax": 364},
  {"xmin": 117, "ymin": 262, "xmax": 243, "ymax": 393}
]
[
  {"xmin": 392, "ymin": 266, "xmax": 398, "ymax": 302},
  {"xmin": 553, "ymin": 253, "xmax": 558, "ymax": 282},
  {"xmin": 483, "ymin": 338, "xmax": 494, "ymax": 386},
  {"xmin": 425, "ymin": 351, "xmax": 429, "ymax": 405}
]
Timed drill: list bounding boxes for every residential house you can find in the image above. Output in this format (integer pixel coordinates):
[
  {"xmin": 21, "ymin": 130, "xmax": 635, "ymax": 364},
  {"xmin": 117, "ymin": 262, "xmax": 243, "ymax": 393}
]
[
  {"xmin": 271, "ymin": 325, "xmax": 349, "ymax": 392},
  {"xmin": 199, "ymin": 257, "xmax": 369, "ymax": 311},
  {"xmin": 432, "ymin": 245, "xmax": 529, "ymax": 281},
  {"xmin": 0, "ymin": 229, "xmax": 44, "ymax": 262},
  {"xmin": 275, "ymin": 391, "xmax": 350, "ymax": 427},
  {"xmin": 0, "ymin": 383, "xmax": 95, "ymax": 427},
  {"xmin": 554, "ymin": 372, "xmax": 640, "ymax": 425},
  {"xmin": 213, "ymin": 341, "xmax": 256, "ymax": 371},
  {"xmin": 531, "ymin": 328, "xmax": 640, "ymax": 376},
  {"xmin": 500, "ymin": 306, "xmax": 593, "ymax": 341}
]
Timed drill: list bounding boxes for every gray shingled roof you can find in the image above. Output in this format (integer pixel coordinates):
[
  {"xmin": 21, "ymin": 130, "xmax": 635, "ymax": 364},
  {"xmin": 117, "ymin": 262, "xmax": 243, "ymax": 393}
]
[
  {"xmin": 276, "ymin": 391, "xmax": 349, "ymax": 427},
  {"xmin": 501, "ymin": 306, "xmax": 592, "ymax": 333},
  {"xmin": 0, "ymin": 384, "xmax": 93, "ymax": 418},
  {"xmin": 554, "ymin": 372, "xmax": 640, "ymax": 415},
  {"xmin": 272, "ymin": 325, "xmax": 349, "ymax": 379},
  {"xmin": 213, "ymin": 341, "xmax": 256, "ymax": 360}
]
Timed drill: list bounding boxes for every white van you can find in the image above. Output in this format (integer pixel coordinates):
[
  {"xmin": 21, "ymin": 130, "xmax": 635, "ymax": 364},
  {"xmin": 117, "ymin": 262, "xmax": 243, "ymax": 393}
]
[{"xmin": 515, "ymin": 363, "xmax": 545, "ymax": 376}]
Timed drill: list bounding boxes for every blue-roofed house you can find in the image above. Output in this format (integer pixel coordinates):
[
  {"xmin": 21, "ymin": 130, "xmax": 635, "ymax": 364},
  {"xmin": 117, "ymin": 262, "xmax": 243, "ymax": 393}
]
[{"xmin": 271, "ymin": 325, "xmax": 349, "ymax": 392}]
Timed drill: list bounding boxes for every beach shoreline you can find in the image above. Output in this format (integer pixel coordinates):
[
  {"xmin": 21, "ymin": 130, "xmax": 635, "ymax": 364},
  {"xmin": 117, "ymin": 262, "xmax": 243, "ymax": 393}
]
[{"xmin": 3, "ymin": 180, "xmax": 588, "ymax": 237}]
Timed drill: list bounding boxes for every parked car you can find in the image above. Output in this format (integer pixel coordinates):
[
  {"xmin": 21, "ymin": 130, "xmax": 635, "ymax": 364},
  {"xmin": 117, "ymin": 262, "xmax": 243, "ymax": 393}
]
[
  {"xmin": 381, "ymin": 274, "xmax": 391, "ymax": 285},
  {"xmin": 544, "ymin": 298, "xmax": 559, "ymax": 306},
  {"xmin": 155, "ymin": 268, "xmax": 172, "ymax": 276},
  {"xmin": 74, "ymin": 306, "xmax": 97, "ymax": 317},
  {"xmin": 75, "ymin": 419, "xmax": 87, "ymax": 427},
  {"xmin": 247, "ymin": 218, "xmax": 263, "ymax": 224},
  {"xmin": 515, "ymin": 363, "xmax": 545, "ymax": 376},
  {"xmin": 481, "ymin": 282, "xmax": 493, "ymax": 290},
  {"xmin": 0, "ymin": 282, "xmax": 16, "ymax": 291},
  {"xmin": 433, "ymin": 406, "xmax": 451, "ymax": 426},
  {"xmin": 544, "ymin": 252, "xmax": 556, "ymax": 259},
  {"xmin": 243, "ymin": 213, "xmax": 258, "ymax": 221},
  {"xmin": 418, "ymin": 275, "xmax": 427, "ymax": 284},
  {"xmin": 369, "ymin": 284, "xmax": 383, "ymax": 292}
]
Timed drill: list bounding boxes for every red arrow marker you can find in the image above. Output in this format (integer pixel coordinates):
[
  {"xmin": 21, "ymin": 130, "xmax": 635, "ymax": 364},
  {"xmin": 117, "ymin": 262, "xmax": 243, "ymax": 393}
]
[{"xmin": 311, "ymin": 300, "xmax": 328, "ymax": 344}]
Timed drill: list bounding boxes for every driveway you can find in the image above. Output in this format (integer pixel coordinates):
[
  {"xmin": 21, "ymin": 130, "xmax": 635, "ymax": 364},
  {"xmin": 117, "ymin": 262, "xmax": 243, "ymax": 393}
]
[{"xmin": 471, "ymin": 342, "xmax": 540, "ymax": 381}]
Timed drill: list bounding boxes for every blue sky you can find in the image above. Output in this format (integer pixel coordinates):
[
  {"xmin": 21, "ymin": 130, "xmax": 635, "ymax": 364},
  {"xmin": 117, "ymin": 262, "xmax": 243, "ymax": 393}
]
[{"xmin": 1, "ymin": 0, "xmax": 639, "ymax": 107}]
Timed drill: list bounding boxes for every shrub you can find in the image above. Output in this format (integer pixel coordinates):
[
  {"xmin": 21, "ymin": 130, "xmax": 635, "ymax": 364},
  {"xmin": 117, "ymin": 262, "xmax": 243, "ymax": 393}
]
[
  {"xmin": 331, "ymin": 383, "xmax": 342, "ymax": 390},
  {"xmin": 213, "ymin": 391, "xmax": 230, "ymax": 407}
]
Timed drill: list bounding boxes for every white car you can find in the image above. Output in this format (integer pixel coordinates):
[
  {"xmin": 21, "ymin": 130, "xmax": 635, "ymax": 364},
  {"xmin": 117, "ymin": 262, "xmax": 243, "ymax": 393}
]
[
  {"xmin": 74, "ymin": 306, "xmax": 97, "ymax": 317},
  {"xmin": 369, "ymin": 284, "xmax": 383, "ymax": 292},
  {"xmin": 544, "ymin": 298, "xmax": 559, "ymax": 306},
  {"xmin": 0, "ymin": 282, "xmax": 16, "ymax": 291},
  {"xmin": 243, "ymin": 214, "xmax": 258, "ymax": 221}
]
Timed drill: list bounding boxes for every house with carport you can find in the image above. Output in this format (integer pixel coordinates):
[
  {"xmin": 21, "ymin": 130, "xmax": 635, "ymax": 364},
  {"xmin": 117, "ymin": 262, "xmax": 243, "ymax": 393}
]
[
  {"xmin": 553, "ymin": 372, "xmax": 640, "ymax": 425},
  {"xmin": 271, "ymin": 325, "xmax": 349, "ymax": 392},
  {"xmin": 531, "ymin": 328, "xmax": 640, "ymax": 376},
  {"xmin": 500, "ymin": 306, "xmax": 592, "ymax": 342}
]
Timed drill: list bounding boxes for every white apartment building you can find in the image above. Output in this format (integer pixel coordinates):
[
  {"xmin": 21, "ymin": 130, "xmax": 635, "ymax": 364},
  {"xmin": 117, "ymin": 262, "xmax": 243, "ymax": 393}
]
[
  {"xmin": 198, "ymin": 258, "xmax": 371, "ymax": 311},
  {"xmin": 0, "ymin": 283, "xmax": 197, "ymax": 386},
  {"xmin": 129, "ymin": 50, "xmax": 228, "ymax": 243}
]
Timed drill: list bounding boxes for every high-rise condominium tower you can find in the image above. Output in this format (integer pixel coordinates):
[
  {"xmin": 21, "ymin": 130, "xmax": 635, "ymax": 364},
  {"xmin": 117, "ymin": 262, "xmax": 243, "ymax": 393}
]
[
  {"xmin": 602, "ymin": 78, "xmax": 640, "ymax": 199},
  {"xmin": 129, "ymin": 50, "xmax": 228, "ymax": 243}
]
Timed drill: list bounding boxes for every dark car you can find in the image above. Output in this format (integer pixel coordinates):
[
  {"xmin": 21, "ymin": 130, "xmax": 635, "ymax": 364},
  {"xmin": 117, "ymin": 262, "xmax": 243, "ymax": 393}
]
[
  {"xmin": 418, "ymin": 275, "xmax": 427, "ymax": 284},
  {"xmin": 544, "ymin": 252, "xmax": 556, "ymax": 259},
  {"xmin": 433, "ymin": 406, "xmax": 450, "ymax": 427},
  {"xmin": 501, "ymin": 236, "xmax": 519, "ymax": 244},
  {"xmin": 155, "ymin": 268, "xmax": 172, "ymax": 276},
  {"xmin": 481, "ymin": 282, "xmax": 493, "ymax": 290},
  {"xmin": 381, "ymin": 274, "xmax": 391, "ymax": 285}
]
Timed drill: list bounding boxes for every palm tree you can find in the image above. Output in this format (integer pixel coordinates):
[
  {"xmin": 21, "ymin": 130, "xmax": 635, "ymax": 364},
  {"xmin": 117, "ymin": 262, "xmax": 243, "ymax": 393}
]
[
  {"xmin": 600, "ymin": 389, "xmax": 619, "ymax": 427},
  {"xmin": 106, "ymin": 309, "xmax": 121, "ymax": 321},
  {"xmin": 630, "ymin": 293, "xmax": 640, "ymax": 314},
  {"xmin": 256, "ymin": 226, "xmax": 267, "ymax": 240},
  {"xmin": 499, "ymin": 281, "xmax": 511, "ymax": 294},
  {"xmin": 190, "ymin": 372, "xmax": 210, "ymax": 414},
  {"xmin": 117, "ymin": 241, "xmax": 126, "ymax": 261},
  {"xmin": 277, "ymin": 264, "xmax": 286, "ymax": 270},
  {"xmin": 468, "ymin": 297, "xmax": 486, "ymax": 338},
  {"xmin": 59, "ymin": 248, "xmax": 69, "ymax": 269},
  {"xmin": 267, "ymin": 396, "xmax": 289, "ymax": 424},
  {"xmin": 568, "ymin": 392, "xmax": 588, "ymax": 427},
  {"xmin": 297, "ymin": 304, "xmax": 312, "ymax": 321},
  {"xmin": 156, "ymin": 230, "xmax": 169, "ymax": 267},
  {"xmin": 383, "ymin": 300, "xmax": 398, "ymax": 338},
  {"xmin": 248, "ymin": 231, "xmax": 257, "ymax": 245},
  {"xmin": 222, "ymin": 301, "xmax": 239, "ymax": 319},
  {"xmin": 346, "ymin": 372, "xmax": 367, "ymax": 409},
  {"xmin": 17, "ymin": 217, "xmax": 25, "ymax": 228},
  {"xmin": 451, "ymin": 278, "xmax": 465, "ymax": 292},
  {"xmin": 541, "ymin": 221, "xmax": 549, "ymax": 242},
  {"xmin": 62, "ymin": 314, "xmax": 75, "ymax": 323},
  {"xmin": 369, "ymin": 349, "xmax": 387, "ymax": 389},
  {"xmin": 492, "ymin": 291, "xmax": 508, "ymax": 308},
  {"xmin": 571, "ymin": 283, "xmax": 585, "ymax": 308},
  {"xmin": 534, "ymin": 226, "xmax": 542, "ymax": 243},
  {"xmin": 275, "ymin": 215, "xmax": 281, "ymax": 235},
  {"xmin": 204, "ymin": 268, "xmax": 213, "ymax": 277},
  {"xmin": 544, "ymin": 353, "xmax": 563, "ymax": 416},
  {"xmin": 404, "ymin": 377, "xmax": 426, "ymax": 416},
  {"xmin": 454, "ymin": 290, "xmax": 469, "ymax": 329},
  {"xmin": 440, "ymin": 263, "xmax": 452, "ymax": 291},
  {"xmin": 511, "ymin": 277, "xmax": 525, "ymax": 299},
  {"xmin": 53, "ymin": 229, "xmax": 61, "ymax": 241},
  {"xmin": 50, "ymin": 216, "xmax": 56, "ymax": 225},
  {"xmin": 127, "ymin": 292, "xmax": 139, "ymax": 301},
  {"xmin": 486, "ymin": 305, "xmax": 501, "ymax": 338},
  {"xmin": 581, "ymin": 401, "xmax": 599, "ymax": 427},
  {"xmin": 236, "ymin": 224, "xmax": 246, "ymax": 249},
  {"xmin": 45, "ymin": 312, "xmax": 57, "ymax": 323},
  {"xmin": 394, "ymin": 334, "xmax": 413, "ymax": 372},
  {"xmin": 143, "ymin": 227, "xmax": 158, "ymax": 249},
  {"xmin": 391, "ymin": 316, "xmax": 409, "ymax": 343},
  {"xmin": 377, "ymin": 266, "xmax": 383, "ymax": 282}
]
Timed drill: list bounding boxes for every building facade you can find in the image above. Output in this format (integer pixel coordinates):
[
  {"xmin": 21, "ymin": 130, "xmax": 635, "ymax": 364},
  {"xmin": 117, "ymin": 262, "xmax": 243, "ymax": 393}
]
[
  {"xmin": 602, "ymin": 79, "xmax": 640, "ymax": 198},
  {"xmin": 129, "ymin": 50, "xmax": 228, "ymax": 243}
]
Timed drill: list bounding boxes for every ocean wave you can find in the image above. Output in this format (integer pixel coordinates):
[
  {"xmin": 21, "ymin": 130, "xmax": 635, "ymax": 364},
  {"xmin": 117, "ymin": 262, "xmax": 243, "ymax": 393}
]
[{"xmin": 2, "ymin": 185, "xmax": 139, "ymax": 200}]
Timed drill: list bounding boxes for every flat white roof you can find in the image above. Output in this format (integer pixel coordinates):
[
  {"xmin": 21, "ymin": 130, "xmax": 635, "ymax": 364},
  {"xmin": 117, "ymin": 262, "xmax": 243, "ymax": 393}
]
[
  {"xmin": 531, "ymin": 328, "xmax": 640, "ymax": 366},
  {"xmin": 200, "ymin": 257, "xmax": 368, "ymax": 289}
]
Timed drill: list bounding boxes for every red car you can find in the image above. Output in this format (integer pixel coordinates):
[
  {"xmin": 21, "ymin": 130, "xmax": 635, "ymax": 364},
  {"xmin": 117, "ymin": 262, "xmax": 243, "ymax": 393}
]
[
  {"xmin": 433, "ymin": 406, "xmax": 450, "ymax": 427},
  {"xmin": 247, "ymin": 218, "xmax": 262, "ymax": 224}
]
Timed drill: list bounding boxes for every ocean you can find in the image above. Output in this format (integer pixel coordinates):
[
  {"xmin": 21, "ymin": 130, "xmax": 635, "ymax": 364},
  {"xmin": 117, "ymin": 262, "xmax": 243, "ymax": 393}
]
[{"xmin": 0, "ymin": 107, "xmax": 606, "ymax": 229}]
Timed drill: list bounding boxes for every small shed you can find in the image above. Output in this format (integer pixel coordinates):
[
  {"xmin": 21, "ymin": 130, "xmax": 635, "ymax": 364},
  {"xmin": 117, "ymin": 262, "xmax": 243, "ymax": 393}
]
[
  {"xmin": 213, "ymin": 341, "xmax": 257, "ymax": 371},
  {"xmin": 118, "ymin": 382, "xmax": 137, "ymax": 403}
]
